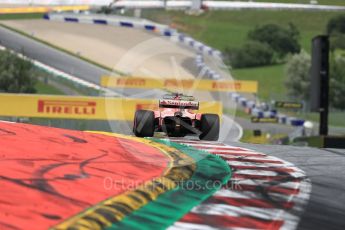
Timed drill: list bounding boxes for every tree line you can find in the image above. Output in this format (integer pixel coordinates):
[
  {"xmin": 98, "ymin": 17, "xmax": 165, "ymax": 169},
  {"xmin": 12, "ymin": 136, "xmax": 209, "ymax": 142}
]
[
  {"xmin": 0, "ymin": 50, "xmax": 36, "ymax": 93},
  {"xmin": 223, "ymin": 15, "xmax": 345, "ymax": 110},
  {"xmin": 224, "ymin": 23, "xmax": 300, "ymax": 68},
  {"xmin": 285, "ymin": 15, "xmax": 345, "ymax": 110}
]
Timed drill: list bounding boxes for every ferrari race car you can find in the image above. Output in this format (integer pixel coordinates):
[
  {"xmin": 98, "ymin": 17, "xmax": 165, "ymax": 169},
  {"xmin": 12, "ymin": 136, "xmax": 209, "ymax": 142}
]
[{"xmin": 133, "ymin": 93, "xmax": 220, "ymax": 141}]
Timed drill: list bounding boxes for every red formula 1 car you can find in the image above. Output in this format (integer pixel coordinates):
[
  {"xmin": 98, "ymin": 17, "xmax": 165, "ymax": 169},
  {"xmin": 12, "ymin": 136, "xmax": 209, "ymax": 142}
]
[{"xmin": 133, "ymin": 93, "xmax": 220, "ymax": 141}]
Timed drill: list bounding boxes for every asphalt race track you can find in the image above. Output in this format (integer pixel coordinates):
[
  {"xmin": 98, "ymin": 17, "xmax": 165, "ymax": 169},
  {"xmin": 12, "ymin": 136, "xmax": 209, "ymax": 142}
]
[
  {"xmin": 229, "ymin": 142, "xmax": 345, "ymax": 230},
  {"xmin": 1, "ymin": 22, "xmax": 345, "ymax": 229},
  {"xmin": 0, "ymin": 25, "xmax": 107, "ymax": 85}
]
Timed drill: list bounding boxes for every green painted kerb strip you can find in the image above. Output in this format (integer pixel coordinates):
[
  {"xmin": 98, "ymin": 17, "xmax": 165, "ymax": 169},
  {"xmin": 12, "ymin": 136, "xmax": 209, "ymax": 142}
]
[{"xmin": 107, "ymin": 139, "xmax": 232, "ymax": 230}]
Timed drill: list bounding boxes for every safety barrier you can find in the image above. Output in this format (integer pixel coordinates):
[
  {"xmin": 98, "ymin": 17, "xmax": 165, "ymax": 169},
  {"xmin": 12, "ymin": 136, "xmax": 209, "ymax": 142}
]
[
  {"xmin": 44, "ymin": 13, "xmax": 171, "ymax": 34},
  {"xmin": 43, "ymin": 13, "xmax": 223, "ymax": 80},
  {"xmin": 44, "ymin": 13, "xmax": 222, "ymax": 60},
  {"xmin": 0, "ymin": 93, "xmax": 222, "ymax": 120},
  {"xmin": 230, "ymin": 93, "xmax": 305, "ymax": 126},
  {"xmin": 195, "ymin": 54, "xmax": 222, "ymax": 80},
  {"xmin": 101, "ymin": 76, "xmax": 258, "ymax": 93}
]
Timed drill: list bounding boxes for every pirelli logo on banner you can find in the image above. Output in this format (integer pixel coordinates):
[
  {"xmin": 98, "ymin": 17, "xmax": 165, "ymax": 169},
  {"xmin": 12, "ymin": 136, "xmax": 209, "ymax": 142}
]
[
  {"xmin": 251, "ymin": 117, "xmax": 279, "ymax": 123},
  {"xmin": 212, "ymin": 81, "xmax": 242, "ymax": 90},
  {"xmin": 275, "ymin": 101, "xmax": 303, "ymax": 109},
  {"xmin": 116, "ymin": 78, "xmax": 146, "ymax": 87},
  {"xmin": 164, "ymin": 80, "xmax": 194, "ymax": 88},
  {"xmin": 37, "ymin": 100, "xmax": 96, "ymax": 116},
  {"xmin": 0, "ymin": 5, "xmax": 90, "ymax": 14},
  {"xmin": 101, "ymin": 76, "xmax": 258, "ymax": 93}
]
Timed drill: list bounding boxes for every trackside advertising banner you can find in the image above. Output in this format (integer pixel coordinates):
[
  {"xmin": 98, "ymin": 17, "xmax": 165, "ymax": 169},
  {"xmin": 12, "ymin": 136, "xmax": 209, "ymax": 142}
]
[
  {"xmin": 0, "ymin": 5, "xmax": 90, "ymax": 14},
  {"xmin": 101, "ymin": 76, "xmax": 258, "ymax": 93},
  {"xmin": 0, "ymin": 94, "xmax": 222, "ymax": 120}
]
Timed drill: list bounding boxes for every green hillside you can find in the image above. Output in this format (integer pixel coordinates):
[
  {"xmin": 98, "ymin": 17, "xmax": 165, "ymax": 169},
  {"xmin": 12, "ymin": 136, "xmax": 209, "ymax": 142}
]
[
  {"xmin": 143, "ymin": 9, "xmax": 344, "ymax": 100},
  {"xmin": 232, "ymin": 64, "xmax": 285, "ymax": 100},
  {"xmin": 145, "ymin": 10, "xmax": 342, "ymax": 52}
]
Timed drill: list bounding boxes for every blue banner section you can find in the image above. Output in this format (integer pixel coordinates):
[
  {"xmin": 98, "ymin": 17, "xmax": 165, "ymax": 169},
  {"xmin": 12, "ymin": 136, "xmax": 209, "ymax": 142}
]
[
  {"xmin": 64, "ymin": 17, "xmax": 78, "ymax": 22},
  {"xmin": 93, "ymin": 19, "xmax": 107, "ymax": 25},
  {"xmin": 120, "ymin": 21, "xmax": 134, "ymax": 27}
]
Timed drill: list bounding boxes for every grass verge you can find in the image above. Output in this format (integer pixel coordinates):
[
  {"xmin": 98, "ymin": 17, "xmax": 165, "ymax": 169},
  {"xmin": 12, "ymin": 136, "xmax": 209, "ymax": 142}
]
[
  {"xmin": 241, "ymin": 130, "xmax": 269, "ymax": 144},
  {"xmin": 232, "ymin": 64, "xmax": 286, "ymax": 101},
  {"xmin": 35, "ymin": 80, "xmax": 65, "ymax": 95},
  {"xmin": 224, "ymin": 107, "xmax": 251, "ymax": 120},
  {"xmin": 32, "ymin": 66, "xmax": 99, "ymax": 96},
  {"xmin": 240, "ymin": 129, "xmax": 289, "ymax": 144},
  {"xmin": 286, "ymin": 111, "xmax": 345, "ymax": 127},
  {"xmin": 0, "ymin": 13, "xmax": 43, "ymax": 21}
]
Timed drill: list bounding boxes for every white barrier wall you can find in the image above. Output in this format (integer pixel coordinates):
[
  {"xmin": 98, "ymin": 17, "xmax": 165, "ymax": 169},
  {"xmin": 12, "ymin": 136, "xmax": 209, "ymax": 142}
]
[
  {"xmin": 45, "ymin": 12, "xmax": 223, "ymax": 80},
  {"xmin": 0, "ymin": 0, "xmax": 190, "ymax": 8},
  {"xmin": 0, "ymin": 0, "xmax": 344, "ymax": 11},
  {"xmin": 230, "ymin": 93, "xmax": 305, "ymax": 126},
  {"xmin": 46, "ymin": 13, "xmax": 171, "ymax": 33},
  {"xmin": 45, "ymin": 13, "xmax": 222, "ymax": 58}
]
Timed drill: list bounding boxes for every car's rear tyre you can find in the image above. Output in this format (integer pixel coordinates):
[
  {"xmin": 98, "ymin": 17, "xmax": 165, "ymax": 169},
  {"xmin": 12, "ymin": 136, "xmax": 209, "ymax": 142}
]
[
  {"xmin": 133, "ymin": 110, "xmax": 155, "ymax": 137},
  {"xmin": 199, "ymin": 114, "xmax": 220, "ymax": 141}
]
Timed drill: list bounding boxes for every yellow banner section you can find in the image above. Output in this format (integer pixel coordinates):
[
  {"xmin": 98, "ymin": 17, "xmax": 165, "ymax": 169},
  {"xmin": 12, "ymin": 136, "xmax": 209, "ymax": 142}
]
[
  {"xmin": 101, "ymin": 76, "xmax": 258, "ymax": 93},
  {"xmin": 0, "ymin": 94, "xmax": 222, "ymax": 121},
  {"xmin": 0, "ymin": 5, "xmax": 90, "ymax": 14}
]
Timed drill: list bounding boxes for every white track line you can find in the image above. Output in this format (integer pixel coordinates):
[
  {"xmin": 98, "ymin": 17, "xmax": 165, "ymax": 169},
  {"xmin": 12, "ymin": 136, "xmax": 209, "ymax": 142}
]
[
  {"xmin": 211, "ymin": 150, "xmax": 266, "ymax": 155},
  {"xmin": 170, "ymin": 222, "xmax": 219, "ymax": 230},
  {"xmin": 230, "ymin": 179, "xmax": 300, "ymax": 189},
  {"xmin": 213, "ymin": 189, "xmax": 293, "ymax": 201},
  {"xmin": 227, "ymin": 160, "xmax": 294, "ymax": 167},
  {"xmin": 191, "ymin": 204, "xmax": 297, "ymax": 221}
]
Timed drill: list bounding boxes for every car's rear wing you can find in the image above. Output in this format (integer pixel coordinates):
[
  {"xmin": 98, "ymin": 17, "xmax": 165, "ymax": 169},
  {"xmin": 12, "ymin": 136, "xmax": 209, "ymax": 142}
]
[
  {"xmin": 163, "ymin": 94, "xmax": 195, "ymax": 101},
  {"xmin": 159, "ymin": 99, "xmax": 199, "ymax": 110}
]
